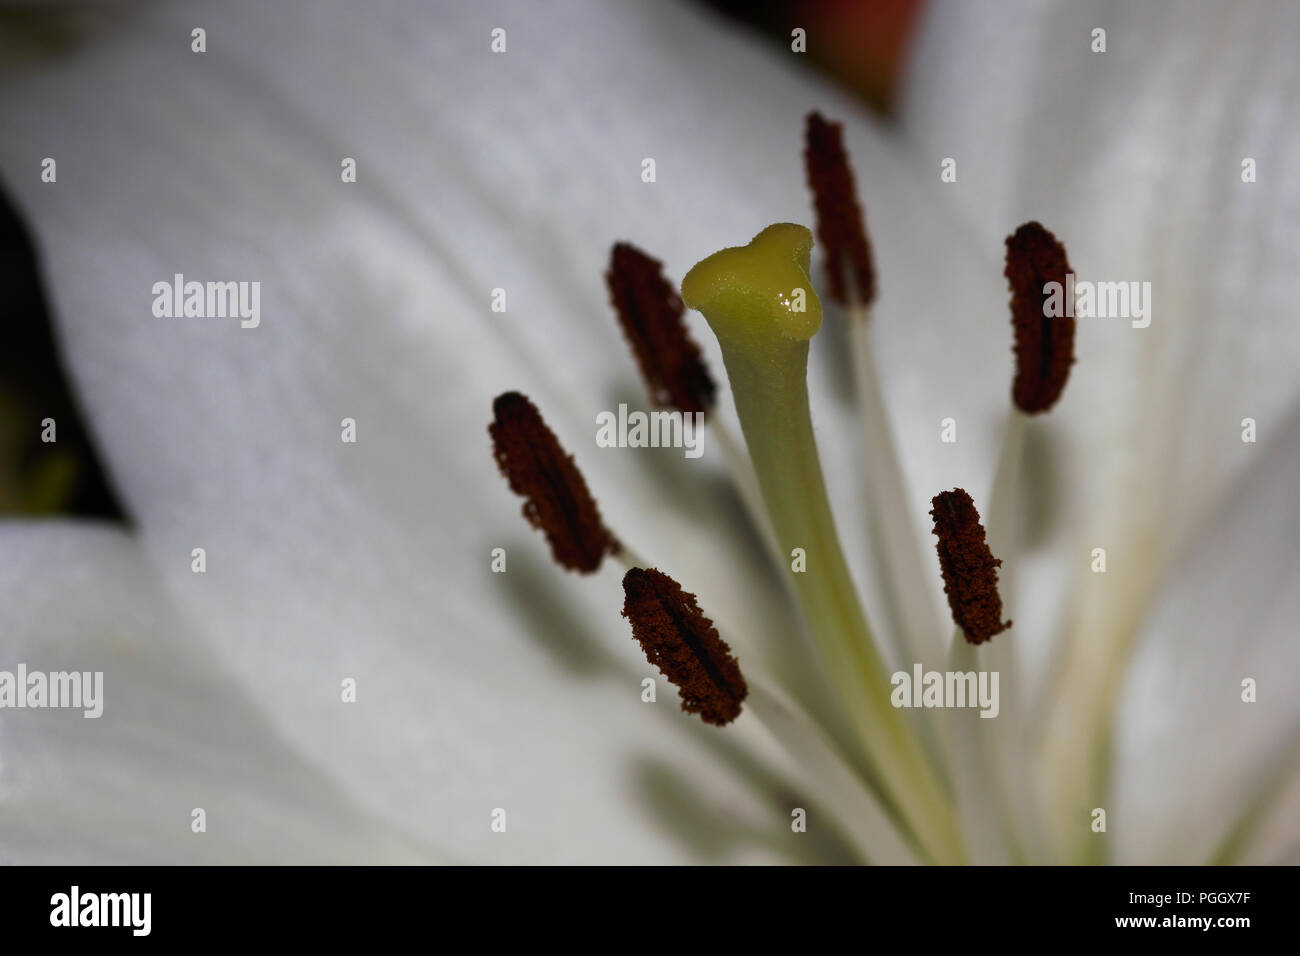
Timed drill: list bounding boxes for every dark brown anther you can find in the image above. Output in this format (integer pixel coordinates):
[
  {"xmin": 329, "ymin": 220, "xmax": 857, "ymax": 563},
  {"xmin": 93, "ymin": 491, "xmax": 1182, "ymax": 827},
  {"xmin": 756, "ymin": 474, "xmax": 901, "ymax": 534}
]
[
  {"xmin": 930, "ymin": 489, "xmax": 1012, "ymax": 645},
  {"xmin": 1005, "ymin": 221, "xmax": 1074, "ymax": 414},
  {"xmin": 803, "ymin": 111, "xmax": 877, "ymax": 308},
  {"xmin": 606, "ymin": 243, "xmax": 716, "ymax": 416},
  {"xmin": 621, "ymin": 567, "xmax": 748, "ymax": 726},
  {"xmin": 489, "ymin": 391, "xmax": 618, "ymax": 573}
]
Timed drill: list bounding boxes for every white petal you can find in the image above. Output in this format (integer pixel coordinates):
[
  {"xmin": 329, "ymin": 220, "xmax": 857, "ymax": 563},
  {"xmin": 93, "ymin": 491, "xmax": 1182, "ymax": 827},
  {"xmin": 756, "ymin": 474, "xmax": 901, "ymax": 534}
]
[
  {"xmin": 1111, "ymin": 404, "xmax": 1300, "ymax": 864},
  {"xmin": 0, "ymin": 521, "xmax": 430, "ymax": 863}
]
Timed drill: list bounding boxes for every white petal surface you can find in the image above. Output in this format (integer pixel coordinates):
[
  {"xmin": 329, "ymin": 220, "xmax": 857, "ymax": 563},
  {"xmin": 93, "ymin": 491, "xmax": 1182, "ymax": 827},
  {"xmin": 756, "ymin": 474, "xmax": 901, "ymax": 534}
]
[
  {"xmin": 1111, "ymin": 404, "xmax": 1300, "ymax": 864},
  {"xmin": 0, "ymin": 521, "xmax": 429, "ymax": 863}
]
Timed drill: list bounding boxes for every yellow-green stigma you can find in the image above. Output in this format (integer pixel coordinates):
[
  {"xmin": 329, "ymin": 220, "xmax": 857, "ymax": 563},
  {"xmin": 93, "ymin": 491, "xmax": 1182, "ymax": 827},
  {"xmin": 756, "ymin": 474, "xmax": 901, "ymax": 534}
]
[{"xmin": 681, "ymin": 223, "xmax": 822, "ymax": 345}]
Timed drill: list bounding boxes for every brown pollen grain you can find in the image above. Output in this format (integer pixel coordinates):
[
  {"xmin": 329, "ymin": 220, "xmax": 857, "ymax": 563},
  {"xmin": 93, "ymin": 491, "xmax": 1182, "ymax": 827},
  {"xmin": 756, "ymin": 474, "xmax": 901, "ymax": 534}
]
[
  {"xmin": 621, "ymin": 567, "xmax": 748, "ymax": 726},
  {"xmin": 489, "ymin": 391, "xmax": 617, "ymax": 574},
  {"xmin": 606, "ymin": 243, "xmax": 716, "ymax": 416},
  {"xmin": 930, "ymin": 488, "xmax": 1012, "ymax": 645},
  {"xmin": 1005, "ymin": 221, "xmax": 1074, "ymax": 414},
  {"xmin": 804, "ymin": 111, "xmax": 877, "ymax": 307}
]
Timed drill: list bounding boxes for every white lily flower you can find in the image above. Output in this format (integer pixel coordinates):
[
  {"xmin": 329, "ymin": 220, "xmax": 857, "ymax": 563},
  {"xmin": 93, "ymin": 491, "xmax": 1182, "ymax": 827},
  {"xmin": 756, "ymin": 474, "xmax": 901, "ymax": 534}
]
[{"xmin": 0, "ymin": 0, "xmax": 1296, "ymax": 865}]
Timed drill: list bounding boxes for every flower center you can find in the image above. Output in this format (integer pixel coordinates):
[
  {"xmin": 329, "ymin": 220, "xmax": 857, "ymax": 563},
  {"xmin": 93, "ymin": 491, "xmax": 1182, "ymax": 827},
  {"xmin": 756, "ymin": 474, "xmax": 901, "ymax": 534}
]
[{"xmin": 487, "ymin": 108, "xmax": 1078, "ymax": 866}]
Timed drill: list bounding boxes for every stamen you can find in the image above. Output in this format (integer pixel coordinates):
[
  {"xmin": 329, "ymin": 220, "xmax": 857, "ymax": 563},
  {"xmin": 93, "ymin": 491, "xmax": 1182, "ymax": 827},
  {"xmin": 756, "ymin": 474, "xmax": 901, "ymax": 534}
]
[
  {"xmin": 942, "ymin": 633, "xmax": 1015, "ymax": 864},
  {"xmin": 803, "ymin": 111, "xmax": 877, "ymax": 307},
  {"xmin": 1005, "ymin": 221, "xmax": 1074, "ymax": 414},
  {"xmin": 605, "ymin": 243, "xmax": 716, "ymax": 415},
  {"xmin": 745, "ymin": 677, "xmax": 921, "ymax": 864},
  {"xmin": 489, "ymin": 391, "xmax": 617, "ymax": 573},
  {"xmin": 621, "ymin": 567, "xmax": 748, "ymax": 726},
  {"xmin": 930, "ymin": 489, "xmax": 1012, "ymax": 645},
  {"xmin": 807, "ymin": 108, "xmax": 944, "ymax": 672},
  {"xmin": 607, "ymin": 242, "xmax": 784, "ymax": 570}
]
